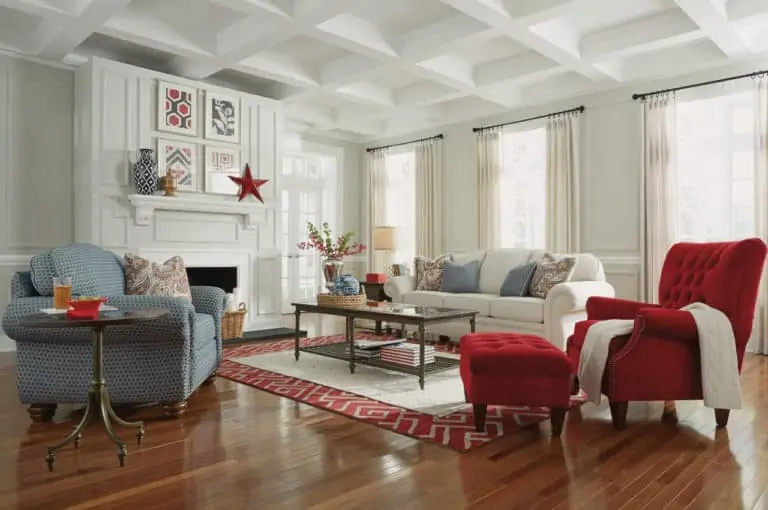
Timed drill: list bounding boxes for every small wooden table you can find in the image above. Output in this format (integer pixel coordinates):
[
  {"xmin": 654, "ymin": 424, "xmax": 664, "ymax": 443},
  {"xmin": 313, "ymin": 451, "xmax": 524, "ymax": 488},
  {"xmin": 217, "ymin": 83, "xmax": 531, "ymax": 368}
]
[
  {"xmin": 292, "ymin": 301, "xmax": 476, "ymax": 389},
  {"xmin": 20, "ymin": 308, "xmax": 169, "ymax": 471}
]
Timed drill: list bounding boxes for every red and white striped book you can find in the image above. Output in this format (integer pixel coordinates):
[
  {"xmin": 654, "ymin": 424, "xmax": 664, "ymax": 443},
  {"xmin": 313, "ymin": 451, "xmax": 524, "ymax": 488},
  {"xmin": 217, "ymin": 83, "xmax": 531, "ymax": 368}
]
[{"xmin": 381, "ymin": 344, "xmax": 435, "ymax": 366}]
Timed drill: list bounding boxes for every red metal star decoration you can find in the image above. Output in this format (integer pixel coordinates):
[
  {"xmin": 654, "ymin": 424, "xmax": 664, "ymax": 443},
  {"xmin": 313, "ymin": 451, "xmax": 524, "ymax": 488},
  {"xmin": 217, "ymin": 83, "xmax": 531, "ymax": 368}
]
[{"xmin": 229, "ymin": 164, "xmax": 268, "ymax": 203}]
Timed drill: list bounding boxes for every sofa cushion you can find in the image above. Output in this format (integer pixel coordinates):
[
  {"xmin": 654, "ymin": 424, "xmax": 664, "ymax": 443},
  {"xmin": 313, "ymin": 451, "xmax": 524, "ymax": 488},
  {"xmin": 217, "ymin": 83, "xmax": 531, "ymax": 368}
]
[
  {"xmin": 192, "ymin": 313, "xmax": 217, "ymax": 344},
  {"xmin": 415, "ymin": 255, "xmax": 451, "ymax": 291},
  {"xmin": 499, "ymin": 262, "xmax": 538, "ymax": 297},
  {"xmin": 29, "ymin": 250, "xmax": 56, "ymax": 296},
  {"xmin": 51, "ymin": 243, "xmax": 126, "ymax": 296},
  {"xmin": 489, "ymin": 297, "xmax": 545, "ymax": 323},
  {"xmin": 529, "ymin": 254, "xmax": 577, "ymax": 298},
  {"xmin": 442, "ymin": 259, "xmax": 480, "ymax": 293},
  {"xmin": 402, "ymin": 290, "xmax": 452, "ymax": 307},
  {"xmin": 124, "ymin": 254, "xmax": 192, "ymax": 300},
  {"xmin": 478, "ymin": 249, "xmax": 531, "ymax": 294},
  {"xmin": 529, "ymin": 250, "xmax": 604, "ymax": 281},
  {"xmin": 442, "ymin": 293, "xmax": 497, "ymax": 316}
]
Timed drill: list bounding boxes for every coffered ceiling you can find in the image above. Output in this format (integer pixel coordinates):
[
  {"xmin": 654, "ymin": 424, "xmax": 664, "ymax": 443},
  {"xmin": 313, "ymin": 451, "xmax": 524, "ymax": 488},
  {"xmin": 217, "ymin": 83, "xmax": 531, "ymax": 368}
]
[{"xmin": 2, "ymin": 0, "xmax": 768, "ymax": 141}]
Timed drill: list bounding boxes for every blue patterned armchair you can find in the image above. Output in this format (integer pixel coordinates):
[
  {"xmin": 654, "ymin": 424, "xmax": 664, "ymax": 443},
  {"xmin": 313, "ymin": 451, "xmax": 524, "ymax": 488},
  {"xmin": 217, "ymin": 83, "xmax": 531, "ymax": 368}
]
[{"xmin": 2, "ymin": 243, "xmax": 226, "ymax": 421}]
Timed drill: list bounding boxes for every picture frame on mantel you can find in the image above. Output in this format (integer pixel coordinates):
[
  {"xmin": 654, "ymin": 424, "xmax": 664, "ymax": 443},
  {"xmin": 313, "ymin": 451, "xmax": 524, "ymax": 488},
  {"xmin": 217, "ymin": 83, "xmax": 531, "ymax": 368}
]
[
  {"xmin": 158, "ymin": 139, "xmax": 198, "ymax": 192},
  {"xmin": 204, "ymin": 145, "xmax": 241, "ymax": 195},
  {"xmin": 157, "ymin": 81, "xmax": 197, "ymax": 136},
  {"xmin": 204, "ymin": 91, "xmax": 240, "ymax": 144}
]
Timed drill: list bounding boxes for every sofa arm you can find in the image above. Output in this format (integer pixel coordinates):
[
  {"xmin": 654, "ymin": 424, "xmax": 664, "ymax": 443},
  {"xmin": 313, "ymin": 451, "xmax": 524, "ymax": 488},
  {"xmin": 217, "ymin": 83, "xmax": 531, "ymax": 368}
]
[
  {"xmin": 544, "ymin": 281, "xmax": 615, "ymax": 350},
  {"xmin": 190, "ymin": 286, "xmax": 226, "ymax": 341},
  {"xmin": 105, "ymin": 295, "xmax": 195, "ymax": 341},
  {"xmin": 636, "ymin": 308, "xmax": 698, "ymax": 343},
  {"xmin": 586, "ymin": 296, "xmax": 661, "ymax": 321},
  {"xmin": 545, "ymin": 281, "xmax": 616, "ymax": 313},
  {"xmin": 1, "ymin": 297, "xmax": 91, "ymax": 343},
  {"xmin": 383, "ymin": 276, "xmax": 415, "ymax": 303}
]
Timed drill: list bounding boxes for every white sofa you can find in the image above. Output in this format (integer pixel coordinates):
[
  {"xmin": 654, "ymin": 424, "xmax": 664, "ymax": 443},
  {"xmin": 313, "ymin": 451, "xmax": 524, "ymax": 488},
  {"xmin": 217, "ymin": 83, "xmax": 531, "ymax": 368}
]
[{"xmin": 383, "ymin": 249, "xmax": 615, "ymax": 350}]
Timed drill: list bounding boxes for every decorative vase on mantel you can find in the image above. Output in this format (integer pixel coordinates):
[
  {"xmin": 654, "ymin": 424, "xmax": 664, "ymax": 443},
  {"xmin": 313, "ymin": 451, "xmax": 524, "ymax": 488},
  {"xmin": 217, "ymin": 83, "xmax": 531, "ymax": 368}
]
[
  {"xmin": 322, "ymin": 259, "xmax": 344, "ymax": 294},
  {"xmin": 132, "ymin": 148, "xmax": 157, "ymax": 195}
]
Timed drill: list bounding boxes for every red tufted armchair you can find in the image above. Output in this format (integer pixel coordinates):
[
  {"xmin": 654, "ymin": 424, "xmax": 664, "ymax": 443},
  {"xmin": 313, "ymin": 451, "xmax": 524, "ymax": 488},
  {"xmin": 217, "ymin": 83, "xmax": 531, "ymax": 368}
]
[{"xmin": 566, "ymin": 238, "xmax": 767, "ymax": 429}]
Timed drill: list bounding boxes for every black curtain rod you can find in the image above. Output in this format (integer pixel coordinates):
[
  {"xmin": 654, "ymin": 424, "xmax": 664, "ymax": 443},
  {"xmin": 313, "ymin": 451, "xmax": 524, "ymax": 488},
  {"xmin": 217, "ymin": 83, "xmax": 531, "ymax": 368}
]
[
  {"xmin": 366, "ymin": 134, "xmax": 443, "ymax": 153},
  {"xmin": 632, "ymin": 69, "xmax": 768, "ymax": 100},
  {"xmin": 472, "ymin": 105, "xmax": 585, "ymax": 133}
]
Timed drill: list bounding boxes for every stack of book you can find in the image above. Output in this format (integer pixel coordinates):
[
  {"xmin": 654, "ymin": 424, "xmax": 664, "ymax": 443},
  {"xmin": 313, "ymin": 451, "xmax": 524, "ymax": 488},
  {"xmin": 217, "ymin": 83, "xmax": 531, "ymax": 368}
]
[{"xmin": 380, "ymin": 343, "xmax": 436, "ymax": 367}]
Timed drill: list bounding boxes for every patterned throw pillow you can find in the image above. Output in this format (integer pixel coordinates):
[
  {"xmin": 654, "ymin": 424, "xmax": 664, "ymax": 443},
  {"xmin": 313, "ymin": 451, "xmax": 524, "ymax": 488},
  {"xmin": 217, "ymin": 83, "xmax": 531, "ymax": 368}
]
[
  {"xmin": 529, "ymin": 254, "xmax": 577, "ymax": 298},
  {"xmin": 415, "ymin": 255, "xmax": 451, "ymax": 291},
  {"xmin": 123, "ymin": 254, "xmax": 192, "ymax": 300}
]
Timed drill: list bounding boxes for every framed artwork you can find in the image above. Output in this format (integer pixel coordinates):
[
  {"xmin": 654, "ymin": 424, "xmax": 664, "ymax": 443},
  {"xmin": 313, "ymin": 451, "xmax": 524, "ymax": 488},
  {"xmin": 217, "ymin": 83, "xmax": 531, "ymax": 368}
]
[
  {"xmin": 158, "ymin": 139, "xmax": 198, "ymax": 191},
  {"xmin": 204, "ymin": 145, "xmax": 241, "ymax": 195},
  {"xmin": 158, "ymin": 81, "xmax": 197, "ymax": 136},
  {"xmin": 204, "ymin": 91, "xmax": 240, "ymax": 143}
]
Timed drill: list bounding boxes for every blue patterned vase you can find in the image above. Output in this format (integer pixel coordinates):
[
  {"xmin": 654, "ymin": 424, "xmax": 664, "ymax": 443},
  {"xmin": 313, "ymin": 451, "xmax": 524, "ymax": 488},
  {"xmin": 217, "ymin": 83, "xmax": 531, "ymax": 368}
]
[
  {"xmin": 333, "ymin": 274, "xmax": 360, "ymax": 296},
  {"xmin": 133, "ymin": 148, "xmax": 158, "ymax": 195}
]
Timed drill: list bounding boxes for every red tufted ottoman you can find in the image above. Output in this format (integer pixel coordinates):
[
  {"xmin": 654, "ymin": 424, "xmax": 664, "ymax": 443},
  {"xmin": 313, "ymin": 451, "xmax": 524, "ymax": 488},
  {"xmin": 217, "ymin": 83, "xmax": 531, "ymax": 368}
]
[{"xmin": 460, "ymin": 332, "xmax": 573, "ymax": 437}]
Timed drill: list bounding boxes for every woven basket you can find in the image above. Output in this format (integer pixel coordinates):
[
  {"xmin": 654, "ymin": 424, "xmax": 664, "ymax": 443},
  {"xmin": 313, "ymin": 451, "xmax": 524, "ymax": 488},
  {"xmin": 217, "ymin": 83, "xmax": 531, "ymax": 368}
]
[
  {"xmin": 222, "ymin": 303, "xmax": 247, "ymax": 340},
  {"xmin": 316, "ymin": 291, "xmax": 367, "ymax": 308}
]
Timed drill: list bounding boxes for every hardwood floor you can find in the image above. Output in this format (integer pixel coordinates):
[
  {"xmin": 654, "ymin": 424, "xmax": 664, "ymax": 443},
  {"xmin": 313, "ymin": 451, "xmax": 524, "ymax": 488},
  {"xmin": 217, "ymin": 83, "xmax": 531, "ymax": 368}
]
[{"xmin": 0, "ymin": 316, "xmax": 767, "ymax": 510}]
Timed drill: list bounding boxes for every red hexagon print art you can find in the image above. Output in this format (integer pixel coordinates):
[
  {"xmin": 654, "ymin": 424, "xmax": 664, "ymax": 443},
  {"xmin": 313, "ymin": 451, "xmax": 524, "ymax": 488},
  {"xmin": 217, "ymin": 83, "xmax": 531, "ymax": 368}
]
[{"xmin": 158, "ymin": 81, "xmax": 197, "ymax": 136}]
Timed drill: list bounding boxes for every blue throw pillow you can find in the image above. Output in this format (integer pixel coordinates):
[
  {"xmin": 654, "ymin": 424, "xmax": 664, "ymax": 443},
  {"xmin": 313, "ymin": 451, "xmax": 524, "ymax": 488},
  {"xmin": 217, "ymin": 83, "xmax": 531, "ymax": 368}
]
[
  {"xmin": 499, "ymin": 262, "xmax": 538, "ymax": 297},
  {"xmin": 442, "ymin": 260, "xmax": 480, "ymax": 293}
]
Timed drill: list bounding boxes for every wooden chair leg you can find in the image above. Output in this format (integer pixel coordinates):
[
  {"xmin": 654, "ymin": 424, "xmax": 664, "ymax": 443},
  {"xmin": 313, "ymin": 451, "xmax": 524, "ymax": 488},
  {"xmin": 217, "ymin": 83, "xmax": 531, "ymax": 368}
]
[
  {"xmin": 202, "ymin": 370, "xmax": 217, "ymax": 386},
  {"xmin": 473, "ymin": 404, "xmax": 487, "ymax": 433},
  {"xmin": 715, "ymin": 409, "xmax": 730, "ymax": 428},
  {"xmin": 609, "ymin": 401, "xmax": 628, "ymax": 429},
  {"xmin": 162, "ymin": 400, "xmax": 189, "ymax": 419},
  {"xmin": 661, "ymin": 400, "xmax": 678, "ymax": 423},
  {"xmin": 550, "ymin": 408, "xmax": 567, "ymax": 437},
  {"xmin": 28, "ymin": 404, "xmax": 56, "ymax": 423}
]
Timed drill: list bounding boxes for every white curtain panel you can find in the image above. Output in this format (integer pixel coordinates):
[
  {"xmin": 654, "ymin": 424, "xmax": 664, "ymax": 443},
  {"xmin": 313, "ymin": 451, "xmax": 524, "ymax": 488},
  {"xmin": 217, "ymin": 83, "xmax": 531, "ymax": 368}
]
[
  {"xmin": 750, "ymin": 75, "xmax": 768, "ymax": 355},
  {"xmin": 364, "ymin": 149, "xmax": 388, "ymax": 272},
  {"xmin": 640, "ymin": 93, "xmax": 678, "ymax": 304},
  {"xmin": 545, "ymin": 111, "xmax": 582, "ymax": 253},
  {"xmin": 415, "ymin": 138, "xmax": 443, "ymax": 258},
  {"xmin": 476, "ymin": 127, "xmax": 502, "ymax": 250}
]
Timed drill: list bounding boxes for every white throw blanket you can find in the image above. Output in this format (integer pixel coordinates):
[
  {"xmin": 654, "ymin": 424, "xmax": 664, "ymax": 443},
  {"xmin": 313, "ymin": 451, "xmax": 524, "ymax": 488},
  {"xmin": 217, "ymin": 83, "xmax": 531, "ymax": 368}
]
[{"xmin": 578, "ymin": 303, "xmax": 742, "ymax": 409}]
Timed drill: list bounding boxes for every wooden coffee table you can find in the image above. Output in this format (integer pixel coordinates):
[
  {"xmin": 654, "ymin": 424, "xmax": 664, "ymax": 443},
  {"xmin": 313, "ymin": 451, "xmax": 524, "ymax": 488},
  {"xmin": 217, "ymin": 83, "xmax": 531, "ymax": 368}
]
[{"xmin": 292, "ymin": 301, "xmax": 477, "ymax": 389}]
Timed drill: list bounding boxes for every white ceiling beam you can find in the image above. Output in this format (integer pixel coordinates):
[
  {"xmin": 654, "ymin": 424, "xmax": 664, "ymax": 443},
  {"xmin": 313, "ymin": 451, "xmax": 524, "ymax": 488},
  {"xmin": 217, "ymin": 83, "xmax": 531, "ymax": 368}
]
[
  {"xmin": 394, "ymin": 81, "xmax": 464, "ymax": 108},
  {"xmin": 474, "ymin": 52, "xmax": 562, "ymax": 87},
  {"xmin": 336, "ymin": 81, "xmax": 395, "ymax": 107},
  {"xmin": 35, "ymin": 0, "xmax": 133, "ymax": 60},
  {"xmin": 581, "ymin": 10, "xmax": 703, "ymax": 60},
  {"xmin": 235, "ymin": 52, "xmax": 318, "ymax": 88},
  {"xmin": 440, "ymin": 0, "xmax": 614, "ymax": 81},
  {"xmin": 177, "ymin": 0, "xmax": 356, "ymax": 80},
  {"xmin": 675, "ymin": 0, "xmax": 750, "ymax": 57},
  {"xmin": 0, "ymin": 0, "xmax": 71, "ymax": 21}
]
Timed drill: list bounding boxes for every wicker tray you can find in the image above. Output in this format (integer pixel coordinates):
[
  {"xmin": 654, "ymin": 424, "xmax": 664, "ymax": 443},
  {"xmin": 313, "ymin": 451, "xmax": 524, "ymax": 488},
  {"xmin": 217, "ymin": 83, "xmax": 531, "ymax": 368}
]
[
  {"xmin": 222, "ymin": 303, "xmax": 247, "ymax": 340},
  {"xmin": 316, "ymin": 292, "xmax": 367, "ymax": 308}
]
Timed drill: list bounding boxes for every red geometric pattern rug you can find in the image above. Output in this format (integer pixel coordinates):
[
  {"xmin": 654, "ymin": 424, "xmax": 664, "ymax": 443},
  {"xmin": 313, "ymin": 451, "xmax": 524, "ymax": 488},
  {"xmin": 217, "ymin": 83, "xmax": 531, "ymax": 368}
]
[{"xmin": 219, "ymin": 332, "xmax": 586, "ymax": 452}]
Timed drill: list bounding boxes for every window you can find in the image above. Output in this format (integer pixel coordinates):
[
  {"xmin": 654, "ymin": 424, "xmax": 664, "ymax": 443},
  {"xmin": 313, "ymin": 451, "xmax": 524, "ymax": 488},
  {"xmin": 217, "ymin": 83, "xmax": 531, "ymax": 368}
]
[
  {"xmin": 675, "ymin": 89, "xmax": 755, "ymax": 242},
  {"xmin": 499, "ymin": 127, "xmax": 547, "ymax": 248},
  {"xmin": 384, "ymin": 150, "xmax": 416, "ymax": 267}
]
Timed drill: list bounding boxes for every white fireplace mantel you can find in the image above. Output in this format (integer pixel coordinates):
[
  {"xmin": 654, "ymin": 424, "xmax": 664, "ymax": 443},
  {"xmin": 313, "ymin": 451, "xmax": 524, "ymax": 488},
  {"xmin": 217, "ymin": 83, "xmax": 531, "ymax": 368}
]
[{"xmin": 127, "ymin": 194, "xmax": 274, "ymax": 230}]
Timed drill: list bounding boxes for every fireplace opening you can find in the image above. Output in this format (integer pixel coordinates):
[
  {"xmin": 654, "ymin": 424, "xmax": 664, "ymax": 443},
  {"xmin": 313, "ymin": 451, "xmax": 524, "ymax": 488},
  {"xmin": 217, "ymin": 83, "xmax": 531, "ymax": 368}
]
[{"xmin": 186, "ymin": 266, "xmax": 238, "ymax": 293}]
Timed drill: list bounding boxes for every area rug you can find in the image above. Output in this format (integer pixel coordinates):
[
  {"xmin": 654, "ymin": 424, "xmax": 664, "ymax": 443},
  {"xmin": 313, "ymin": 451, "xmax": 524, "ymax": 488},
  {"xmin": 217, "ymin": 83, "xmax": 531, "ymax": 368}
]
[{"xmin": 219, "ymin": 333, "xmax": 586, "ymax": 452}]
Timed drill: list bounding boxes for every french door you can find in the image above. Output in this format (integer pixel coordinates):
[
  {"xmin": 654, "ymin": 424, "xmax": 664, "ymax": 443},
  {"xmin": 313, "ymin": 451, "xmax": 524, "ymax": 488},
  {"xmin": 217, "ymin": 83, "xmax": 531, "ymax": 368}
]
[{"xmin": 280, "ymin": 152, "xmax": 338, "ymax": 313}]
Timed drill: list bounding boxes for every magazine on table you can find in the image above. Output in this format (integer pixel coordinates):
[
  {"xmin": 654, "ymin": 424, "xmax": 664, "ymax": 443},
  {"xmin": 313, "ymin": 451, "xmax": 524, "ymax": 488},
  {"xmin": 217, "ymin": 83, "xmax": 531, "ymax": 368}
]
[{"xmin": 353, "ymin": 338, "xmax": 407, "ymax": 350}]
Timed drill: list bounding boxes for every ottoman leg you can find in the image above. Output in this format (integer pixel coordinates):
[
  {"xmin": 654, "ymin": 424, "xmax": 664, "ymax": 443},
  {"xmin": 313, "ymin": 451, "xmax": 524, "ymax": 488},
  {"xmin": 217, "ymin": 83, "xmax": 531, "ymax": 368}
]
[
  {"xmin": 473, "ymin": 404, "xmax": 487, "ymax": 433},
  {"xmin": 550, "ymin": 408, "xmax": 567, "ymax": 437}
]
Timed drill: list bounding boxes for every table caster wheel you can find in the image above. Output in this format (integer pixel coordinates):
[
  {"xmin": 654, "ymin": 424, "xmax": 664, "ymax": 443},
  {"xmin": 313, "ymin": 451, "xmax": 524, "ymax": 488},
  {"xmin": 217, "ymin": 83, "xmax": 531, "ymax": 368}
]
[
  {"xmin": 118, "ymin": 446, "xmax": 127, "ymax": 467},
  {"xmin": 46, "ymin": 452, "xmax": 55, "ymax": 472},
  {"xmin": 136, "ymin": 427, "xmax": 144, "ymax": 445}
]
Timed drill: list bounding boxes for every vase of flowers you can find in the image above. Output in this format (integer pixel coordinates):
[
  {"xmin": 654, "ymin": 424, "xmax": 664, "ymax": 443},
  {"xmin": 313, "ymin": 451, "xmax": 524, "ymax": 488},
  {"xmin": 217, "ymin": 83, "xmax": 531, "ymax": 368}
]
[{"xmin": 297, "ymin": 221, "xmax": 366, "ymax": 294}]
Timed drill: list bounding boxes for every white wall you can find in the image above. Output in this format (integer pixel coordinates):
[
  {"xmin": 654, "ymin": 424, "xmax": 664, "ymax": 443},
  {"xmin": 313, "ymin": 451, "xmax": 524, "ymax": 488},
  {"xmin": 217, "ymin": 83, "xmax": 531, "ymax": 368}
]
[
  {"xmin": 363, "ymin": 58, "xmax": 768, "ymax": 301},
  {"xmin": 0, "ymin": 56, "xmax": 74, "ymax": 351}
]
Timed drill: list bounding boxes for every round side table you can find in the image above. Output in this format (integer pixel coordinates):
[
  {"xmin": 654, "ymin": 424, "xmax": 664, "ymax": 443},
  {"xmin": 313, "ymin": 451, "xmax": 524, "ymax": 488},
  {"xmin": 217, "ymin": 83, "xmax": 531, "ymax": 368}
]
[{"xmin": 20, "ymin": 308, "xmax": 169, "ymax": 471}]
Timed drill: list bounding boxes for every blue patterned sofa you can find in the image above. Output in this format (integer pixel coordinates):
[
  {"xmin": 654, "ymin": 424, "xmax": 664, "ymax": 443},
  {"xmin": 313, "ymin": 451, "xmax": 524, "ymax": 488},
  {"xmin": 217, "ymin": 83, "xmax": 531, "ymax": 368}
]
[{"xmin": 2, "ymin": 243, "xmax": 226, "ymax": 421}]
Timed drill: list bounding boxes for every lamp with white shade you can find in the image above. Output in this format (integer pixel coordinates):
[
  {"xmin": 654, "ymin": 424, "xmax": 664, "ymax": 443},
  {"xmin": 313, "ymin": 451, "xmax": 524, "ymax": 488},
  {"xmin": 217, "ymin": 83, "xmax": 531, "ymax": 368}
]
[{"xmin": 372, "ymin": 226, "xmax": 397, "ymax": 276}]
